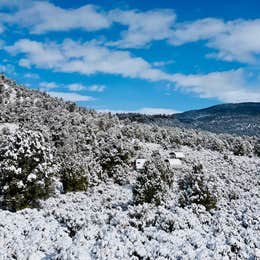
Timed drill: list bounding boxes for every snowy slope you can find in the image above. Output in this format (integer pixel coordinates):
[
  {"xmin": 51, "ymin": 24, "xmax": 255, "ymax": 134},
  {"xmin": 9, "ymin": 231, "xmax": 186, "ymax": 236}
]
[{"xmin": 0, "ymin": 145, "xmax": 259, "ymax": 260}]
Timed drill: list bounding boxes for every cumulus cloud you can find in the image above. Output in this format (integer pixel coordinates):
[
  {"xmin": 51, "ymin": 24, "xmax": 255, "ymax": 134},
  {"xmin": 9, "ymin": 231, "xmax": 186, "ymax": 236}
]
[
  {"xmin": 2, "ymin": 1, "xmax": 110, "ymax": 33},
  {"xmin": 108, "ymin": 9, "xmax": 176, "ymax": 48},
  {"xmin": 6, "ymin": 39, "xmax": 64, "ymax": 68},
  {"xmin": 2, "ymin": 3, "xmax": 175, "ymax": 46},
  {"xmin": 172, "ymin": 69, "xmax": 260, "ymax": 102},
  {"xmin": 207, "ymin": 19, "xmax": 260, "ymax": 63},
  {"xmin": 47, "ymin": 92, "xmax": 94, "ymax": 102},
  {"xmin": 169, "ymin": 18, "xmax": 260, "ymax": 63},
  {"xmin": 2, "ymin": 2, "xmax": 260, "ymax": 64},
  {"xmin": 5, "ymin": 39, "xmax": 170, "ymax": 81},
  {"xmin": 5, "ymin": 39, "xmax": 260, "ymax": 103},
  {"xmin": 169, "ymin": 18, "xmax": 226, "ymax": 45}
]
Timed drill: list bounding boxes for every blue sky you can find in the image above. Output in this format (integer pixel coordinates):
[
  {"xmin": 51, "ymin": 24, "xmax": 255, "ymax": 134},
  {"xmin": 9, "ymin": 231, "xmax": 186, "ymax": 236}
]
[{"xmin": 0, "ymin": 0, "xmax": 260, "ymax": 114}]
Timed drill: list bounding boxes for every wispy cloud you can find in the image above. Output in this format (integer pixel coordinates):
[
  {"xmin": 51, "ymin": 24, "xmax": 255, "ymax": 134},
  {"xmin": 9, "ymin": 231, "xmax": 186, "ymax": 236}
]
[
  {"xmin": 87, "ymin": 85, "xmax": 106, "ymax": 92},
  {"xmin": 172, "ymin": 69, "xmax": 260, "ymax": 103},
  {"xmin": 5, "ymin": 39, "xmax": 170, "ymax": 81},
  {"xmin": 2, "ymin": 2, "xmax": 110, "ymax": 33},
  {"xmin": 39, "ymin": 81, "xmax": 59, "ymax": 89},
  {"xmin": 5, "ymin": 38, "xmax": 260, "ymax": 102},
  {"xmin": 24, "ymin": 73, "xmax": 39, "ymax": 79},
  {"xmin": 169, "ymin": 18, "xmax": 260, "ymax": 63},
  {"xmin": 6, "ymin": 39, "xmax": 64, "ymax": 68},
  {"xmin": 68, "ymin": 83, "xmax": 106, "ymax": 92},
  {"xmin": 2, "ymin": 3, "xmax": 260, "ymax": 104},
  {"xmin": 48, "ymin": 91, "xmax": 94, "ymax": 102},
  {"xmin": 2, "ymin": 2, "xmax": 260, "ymax": 64},
  {"xmin": 108, "ymin": 9, "xmax": 176, "ymax": 48},
  {"xmin": 67, "ymin": 83, "xmax": 86, "ymax": 91}
]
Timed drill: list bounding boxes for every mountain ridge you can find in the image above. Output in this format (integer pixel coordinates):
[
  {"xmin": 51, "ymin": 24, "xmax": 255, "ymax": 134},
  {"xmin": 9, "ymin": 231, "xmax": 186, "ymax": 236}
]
[{"xmin": 117, "ymin": 102, "xmax": 260, "ymax": 137}]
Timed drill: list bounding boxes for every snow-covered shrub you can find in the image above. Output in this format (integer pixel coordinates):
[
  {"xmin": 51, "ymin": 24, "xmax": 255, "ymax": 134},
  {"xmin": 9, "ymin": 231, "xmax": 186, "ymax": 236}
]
[
  {"xmin": 96, "ymin": 136, "xmax": 134, "ymax": 183},
  {"xmin": 133, "ymin": 159, "xmax": 174, "ymax": 206},
  {"xmin": 59, "ymin": 159, "xmax": 88, "ymax": 193},
  {"xmin": 0, "ymin": 129, "xmax": 57, "ymax": 211},
  {"xmin": 232, "ymin": 138, "xmax": 252, "ymax": 156},
  {"xmin": 66, "ymin": 101, "xmax": 77, "ymax": 112},
  {"xmin": 178, "ymin": 164, "xmax": 217, "ymax": 211}
]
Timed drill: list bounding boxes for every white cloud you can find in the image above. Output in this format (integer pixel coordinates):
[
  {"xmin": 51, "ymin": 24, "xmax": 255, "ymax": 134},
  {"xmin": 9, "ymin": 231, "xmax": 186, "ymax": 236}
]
[
  {"xmin": 152, "ymin": 60, "xmax": 175, "ymax": 67},
  {"xmin": 47, "ymin": 92, "xmax": 94, "ymax": 102},
  {"xmin": 24, "ymin": 73, "xmax": 39, "ymax": 79},
  {"xmin": 68, "ymin": 84, "xmax": 105, "ymax": 92},
  {"xmin": 207, "ymin": 19, "xmax": 260, "ymax": 63},
  {"xmin": 40, "ymin": 82, "xmax": 59, "ymax": 89},
  {"xmin": 108, "ymin": 9, "xmax": 176, "ymax": 48},
  {"xmin": 87, "ymin": 85, "xmax": 106, "ymax": 92},
  {"xmin": 38, "ymin": 81, "xmax": 106, "ymax": 94},
  {"xmin": 68, "ymin": 83, "xmax": 86, "ymax": 91},
  {"xmin": 6, "ymin": 39, "xmax": 64, "ymax": 69},
  {"xmin": 98, "ymin": 107, "xmax": 180, "ymax": 115},
  {"xmin": 5, "ymin": 39, "xmax": 170, "ymax": 81},
  {"xmin": 169, "ymin": 18, "xmax": 226, "ymax": 46},
  {"xmin": 2, "ymin": 2, "xmax": 260, "ymax": 64},
  {"xmin": 169, "ymin": 18, "xmax": 260, "ymax": 63},
  {"xmin": 5, "ymin": 39, "xmax": 260, "ymax": 103},
  {"xmin": 2, "ymin": 1, "xmax": 110, "ymax": 34},
  {"xmin": 172, "ymin": 69, "xmax": 260, "ymax": 102}
]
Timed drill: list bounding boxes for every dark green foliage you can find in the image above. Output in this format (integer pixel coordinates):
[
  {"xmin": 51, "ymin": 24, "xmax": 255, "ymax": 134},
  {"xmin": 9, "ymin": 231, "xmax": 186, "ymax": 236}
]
[
  {"xmin": 178, "ymin": 164, "xmax": 217, "ymax": 211},
  {"xmin": 233, "ymin": 143, "xmax": 246, "ymax": 156},
  {"xmin": 3, "ymin": 177, "xmax": 52, "ymax": 211},
  {"xmin": 97, "ymin": 137, "xmax": 135, "ymax": 182},
  {"xmin": 133, "ymin": 159, "xmax": 174, "ymax": 206},
  {"xmin": 67, "ymin": 102, "xmax": 77, "ymax": 112},
  {"xmin": 59, "ymin": 160, "xmax": 88, "ymax": 193},
  {"xmin": 61, "ymin": 168, "xmax": 88, "ymax": 193},
  {"xmin": 0, "ymin": 130, "xmax": 55, "ymax": 211}
]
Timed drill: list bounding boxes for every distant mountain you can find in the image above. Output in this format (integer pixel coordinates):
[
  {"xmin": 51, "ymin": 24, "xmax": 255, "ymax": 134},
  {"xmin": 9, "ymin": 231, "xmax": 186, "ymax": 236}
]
[{"xmin": 117, "ymin": 103, "xmax": 260, "ymax": 137}]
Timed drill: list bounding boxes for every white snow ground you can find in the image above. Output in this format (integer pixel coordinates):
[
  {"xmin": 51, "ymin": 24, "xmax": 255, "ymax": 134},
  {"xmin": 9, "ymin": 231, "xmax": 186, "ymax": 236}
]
[{"xmin": 0, "ymin": 145, "xmax": 259, "ymax": 260}]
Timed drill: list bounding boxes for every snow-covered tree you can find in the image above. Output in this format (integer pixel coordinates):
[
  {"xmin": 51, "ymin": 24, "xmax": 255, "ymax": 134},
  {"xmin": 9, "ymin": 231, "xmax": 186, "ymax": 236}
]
[
  {"xmin": 133, "ymin": 158, "xmax": 174, "ymax": 206},
  {"xmin": 178, "ymin": 163, "xmax": 218, "ymax": 211},
  {"xmin": 0, "ymin": 129, "xmax": 58, "ymax": 211}
]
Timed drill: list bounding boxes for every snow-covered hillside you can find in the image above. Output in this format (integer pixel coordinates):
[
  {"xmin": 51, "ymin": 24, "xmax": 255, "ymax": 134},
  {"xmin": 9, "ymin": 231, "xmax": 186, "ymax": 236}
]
[
  {"xmin": 0, "ymin": 146, "xmax": 259, "ymax": 259},
  {"xmin": 0, "ymin": 75, "xmax": 259, "ymax": 259}
]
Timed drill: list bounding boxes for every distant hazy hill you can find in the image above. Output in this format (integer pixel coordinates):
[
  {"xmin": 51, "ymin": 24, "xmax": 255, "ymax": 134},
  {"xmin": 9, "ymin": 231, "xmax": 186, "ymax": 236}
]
[{"xmin": 117, "ymin": 103, "xmax": 260, "ymax": 137}]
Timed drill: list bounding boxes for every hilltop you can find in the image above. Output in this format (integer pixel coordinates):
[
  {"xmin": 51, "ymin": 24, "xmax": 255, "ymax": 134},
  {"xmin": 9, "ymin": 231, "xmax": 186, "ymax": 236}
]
[{"xmin": 117, "ymin": 102, "xmax": 260, "ymax": 137}]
